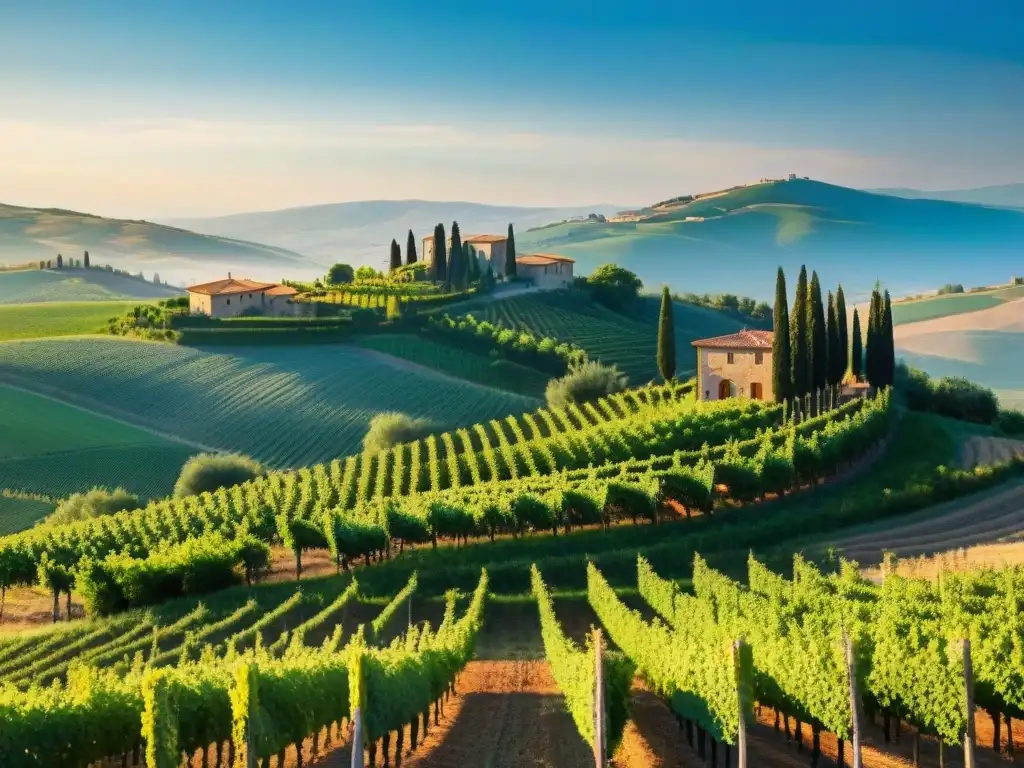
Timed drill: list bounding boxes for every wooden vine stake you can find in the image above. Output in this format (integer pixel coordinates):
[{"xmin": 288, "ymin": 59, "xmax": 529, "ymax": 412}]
[
  {"xmin": 962, "ymin": 638, "xmax": 976, "ymax": 768},
  {"xmin": 351, "ymin": 708, "xmax": 364, "ymax": 768},
  {"xmin": 593, "ymin": 628, "xmax": 607, "ymax": 768},
  {"xmin": 733, "ymin": 638, "xmax": 748, "ymax": 768},
  {"xmin": 843, "ymin": 632, "xmax": 863, "ymax": 768}
]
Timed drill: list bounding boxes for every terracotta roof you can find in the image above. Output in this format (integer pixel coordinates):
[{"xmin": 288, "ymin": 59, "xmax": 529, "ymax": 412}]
[
  {"xmin": 186, "ymin": 278, "xmax": 277, "ymax": 296},
  {"xmin": 516, "ymin": 253, "xmax": 576, "ymax": 266},
  {"xmin": 264, "ymin": 285, "xmax": 298, "ymax": 297},
  {"xmin": 464, "ymin": 234, "xmax": 507, "ymax": 244},
  {"xmin": 691, "ymin": 329, "xmax": 773, "ymax": 350},
  {"xmin": 422, "ymin": 234, "xmax": 434, "ymax": 241}
]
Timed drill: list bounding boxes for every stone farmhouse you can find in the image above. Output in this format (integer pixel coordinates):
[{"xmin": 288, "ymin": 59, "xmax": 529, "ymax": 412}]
[
  {"xmin": 691, "ymin": 329, "xmax": 773, "ymax": 402},
  {"xmin": 420, "ymin": 233, "xmax": 575, "ymax": 290},
  {"xmin": 186, "ymin": 276, "xmax": 300, "ymax": 318},
  {"xmin": 515, "ymin": 254, "xmax": 575, "ymax": 290},
  {"xmin": 422, "ymin": 233, "xmax": 510, "ymax": 276}
]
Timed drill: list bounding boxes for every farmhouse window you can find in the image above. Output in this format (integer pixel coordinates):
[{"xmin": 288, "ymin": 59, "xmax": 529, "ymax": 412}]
[
  {"xmin": 226, "ymin": 299, "xmax": 231, "ymax": 305},
  {"xmin": 727, "ymin": 352, "xmax": 735, "ymax": 364},
  {"xmin": 755, "ymin": 352, "xmax": 764, "ymax": 365}
]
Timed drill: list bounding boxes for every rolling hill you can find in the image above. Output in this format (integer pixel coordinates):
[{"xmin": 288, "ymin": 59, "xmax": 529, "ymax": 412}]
[
  {"xmin": 0, "ymin": 203, "xmax": 322, "ymax": 287},
  {"xmin": 869, "ymin": 183, "xmax": 1024, "ymax": 209},
  {"xmin": 164, "ymin": 200, "xmax": 626, "ymax": 268},
  {"xmin": 894, "ymin": 298, "xmax": 1024, "ymax": 411},
  {"xmin": 514, "ymin": 179, "xmax": 1024, "ymax": 301},
  {"xmin": 0, "ymin": 267, "xmax": 182, "ymax": 304}
]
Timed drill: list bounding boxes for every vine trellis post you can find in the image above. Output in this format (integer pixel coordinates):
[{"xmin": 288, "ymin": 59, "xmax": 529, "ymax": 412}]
[
  {"xmin": 962, "ymin": 638, "xmax": 976, "ymax": 768},
  {"xmin": 733, "ymin": 638, "xmax": 748, "ymax": 768},
  {"xmin": 593, "ymin": 628, "xmax": 607, "ymax": 768},
  {"xmin": 843, "ymin": 632, "xmax": 863, "ymax": 768},
  {"xmin": 350, "ymin": 707, "xmax": 364, "ymax": 768}
]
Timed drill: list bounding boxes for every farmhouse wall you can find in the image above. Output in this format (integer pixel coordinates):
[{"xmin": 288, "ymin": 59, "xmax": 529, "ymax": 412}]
[{"xmin": 697, "ymin": 348, "xmax": 773, "ymax": 402}]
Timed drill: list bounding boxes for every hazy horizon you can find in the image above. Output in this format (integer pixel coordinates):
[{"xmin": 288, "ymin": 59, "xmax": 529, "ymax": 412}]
[{"xmin": 2, "ymin": 2, "xmax": 1022, "ymax": 219}]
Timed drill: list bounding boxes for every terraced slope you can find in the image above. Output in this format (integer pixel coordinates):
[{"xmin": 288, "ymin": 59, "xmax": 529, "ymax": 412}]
[{"xmin": 0, "ymin": 337, "xmax": 537, "ymax": 468}]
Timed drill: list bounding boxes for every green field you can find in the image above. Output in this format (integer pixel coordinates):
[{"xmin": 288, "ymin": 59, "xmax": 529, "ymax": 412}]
[
  {"xmin": 0, "ymin": 301, "xmax": 151, "ymax": 341},
  {"xmin": 0, "ymin": 496, "xmax": 54, "ymax": 534},
  {"xmin": 355, "ymin": 334, "xmax": 550, "ymax": 397},
  {"xmin": 471, "ymin": 292, "xmax": 756, "ymax": 383},
  {"xmin": 891, "ymin": 284, "xmax": 1024, "ymax": 325},
  {"xmin": 0, "ymin": 268, "xmax": 183, "ymax": 304},
  {"xmin": 0, "ymin": 385, "xmax": 195, "ymax": 507},
  {"xmin": 0, "ymin": 338, "xmax": 537, "ymax": 468}
]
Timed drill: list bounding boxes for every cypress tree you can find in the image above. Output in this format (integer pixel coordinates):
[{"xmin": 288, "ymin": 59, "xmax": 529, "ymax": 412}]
[
  {"xmin": 836, "ymin": 285, "xmax": 848, "ymax": 378},
  {"xmin": 865, "ymin": 287, "xmax": 882, "ymax": 386},
  {"xmin": 433, "ymin": 223, "xmax": 447, "ymax": 283},
  {"xmin": 772, "ymin": 267, "xmax": 792, "ymax": 403},
  {"xmin": 56, "ymin": 254, "xmax": 63, "ymax": 269},
  {"xmin": 826, "ymin": 290, "xmax": 841, "ymax": 385},
  {"xmin": 807, "ymin": 271, "xmax": 827, "ymax": 393},
  {"xmin": 505, "ymin": 223, "xmax": 517, "ymax": 277},
  {"xmin": 881, "ymin": 290, "xmax": 895, "ymax": 386},
  {"xmin": 465, "ymin": 243, "xmax": 480, "ymax": 282},
  {"xmin": 389, "ymin": 239, "xmax": 402, "ymax": 272},
  {"xmin": 83, "ymin": 250, "xmax": 90, "ymax": 269},
  {"xmin": 448, "ymin": 222, "xmax": 463, "ymax": 289},
  {"xmin": 656, "ymin": 286, "xmax": 676, "ymax": 381},
  {"xmin": 790, "ymin": 265, "xmax": 809, "ymax": 397},
  {"xmin": 406, "ymin": 230, "xmax": 417, "ymax": 265},
  {"xmin": 851, "ymin": 308, "xmax": 863, "ymax": 381}
]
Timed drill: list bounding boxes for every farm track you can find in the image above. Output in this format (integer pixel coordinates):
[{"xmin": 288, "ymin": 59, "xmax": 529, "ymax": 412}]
[
  {"xmin": 831, "ymin": 480, "xmax": 1024, "ymax": 567},
  {"xmin": 958, "ymin": 435, "xmax": 1024, "ymax": 469}
]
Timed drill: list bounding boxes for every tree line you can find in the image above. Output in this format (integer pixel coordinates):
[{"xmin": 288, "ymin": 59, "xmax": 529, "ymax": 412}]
[{"xmin": 772, "ymin": 265, "xmax": 894, "ymax": 404}]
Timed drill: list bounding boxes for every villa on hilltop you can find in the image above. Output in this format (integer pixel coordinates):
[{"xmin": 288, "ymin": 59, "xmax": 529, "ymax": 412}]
[
  {"xmin": 421, "ymin": 232, "xmax": 574, "ymax": 289},
  {"xmin": 186, "ymin": 276, "xmax": 299, "ymax": 318},
  {"xmin": 692, "ymin": 329, "xmax": 773, "ymax": 402}
]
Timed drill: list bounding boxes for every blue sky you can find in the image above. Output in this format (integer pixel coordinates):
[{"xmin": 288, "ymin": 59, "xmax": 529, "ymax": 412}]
[{"xmin": 1, "ymin": 0, "xmax": 1022, "ymax": 217}]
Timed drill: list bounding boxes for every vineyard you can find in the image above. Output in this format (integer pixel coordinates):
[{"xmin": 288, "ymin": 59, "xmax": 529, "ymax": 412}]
[
  {"xmin": 0, "ymin": 383, "xmax": 894, "ymax": 618},
  {"xmin": 0, "ymin": 384, "xmax": 194, "ymax": 509},
  {"xmin": 0, "ymin": 338, "xmax": 535, "ymax": 468},
  {"xmin": 0, "ymin": 568, "xmax": 488, "ymax": 768},
  {"xmin": 472, "ymin": 292, "xmax": 759, "ymax": 383},
  {"xmin": 355, "ymin": 334, "xmax": 551, "ymax": 397}
]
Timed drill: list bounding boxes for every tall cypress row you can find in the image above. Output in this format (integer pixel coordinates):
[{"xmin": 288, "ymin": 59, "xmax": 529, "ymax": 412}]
[
  {"xmin": 826, "ymin": 290, "xmax": 841, "ymax": 385},
  {"xmin": 448, "ymin": 222, "xmax": 464, "ymax": 289},
  {"xmin": 851, "ymin": 308, "xmax": 863, "ymax": 381},
  {"xmin": 465, "ymin": 243, "xmax": 480, "ymax": 282},
  {"xmin": 772, "ymin": 267, "xmax": 792, "ymax": 403},
  {"xmin": 505, "ymin": 223, "xmax": 517, "ymax": 278},
  {"xmin": 406, "ymin": 230, "xmax": 418, "ymax": 265},
  {"xmin": 656, "ymin": 285, "xmax": 676, "ymax": 381},
  {"xmin": 836, "ymin": 285, "xmax": 848, "ymax": 379},
  {"xmin": 790, "ymin": 265, "xmax": 809, "ymax": 397},
  {"xmin": 433, "ymin": 223, "xmax": 447, "ymax": 283},
  {"xmin": 808, "ymin": 271, "xmax": 827, "ymax": 392},
  {"xmin": 881, "ymin": 289, "xmax": 895, "ymax": 387}
]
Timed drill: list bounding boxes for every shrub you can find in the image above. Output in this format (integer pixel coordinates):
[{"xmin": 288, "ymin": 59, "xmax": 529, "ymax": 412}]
[
  {"xmin": 545, "ymin": 361, "xmax": 628, "ymax": 408},
  {"xmin": 586, "ymin": 264, "xmax": 643, "ymax": 311},
  {"xmin": 173, "ymin": 453, "xmax": 265, "ymax": 499},
  {"xmin": 997, "ymin": 408, "xmax": 1024, "ymax": 436},
  {"xmin": 363, "ymin": 412, "xmax": 437, "ymax": 454},
  {"xmin": 46, "ymin": 487, "xmax": 140, "ymax": 525},
  {"xmin": 897, "ymin": 364, "xmax": 1000, "ymax": 425}
]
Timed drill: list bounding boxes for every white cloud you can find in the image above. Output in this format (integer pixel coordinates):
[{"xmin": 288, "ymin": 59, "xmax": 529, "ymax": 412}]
[{"xmin": 0, "ymin": 117, "xmax": 885, "ymax": 217}]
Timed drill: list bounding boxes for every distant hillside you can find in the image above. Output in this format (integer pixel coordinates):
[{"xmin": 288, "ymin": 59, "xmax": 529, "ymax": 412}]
[
  {"xmin": 0, "ymin": 267, "xmax": 183, "ymax": 304},
  {"xmin": 0, "ymin": 203, "xmax": 321, "ymax": 288},
  {"xmin": 514, "ymin": 179, "xmax": 1024, "ymax": 301},
  {"xmin": 164, "ymin": 200, "xmax": 626, "ymax": 268},
  {"xmin": 869, "ymin": 183, "xmax": 1024, "ymax": 209}
]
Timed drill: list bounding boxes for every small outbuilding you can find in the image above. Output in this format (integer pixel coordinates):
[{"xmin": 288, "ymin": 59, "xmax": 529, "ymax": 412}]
[{"xmin": 515, "ymin": 254, "xmax": 575, "ymax": 290}]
